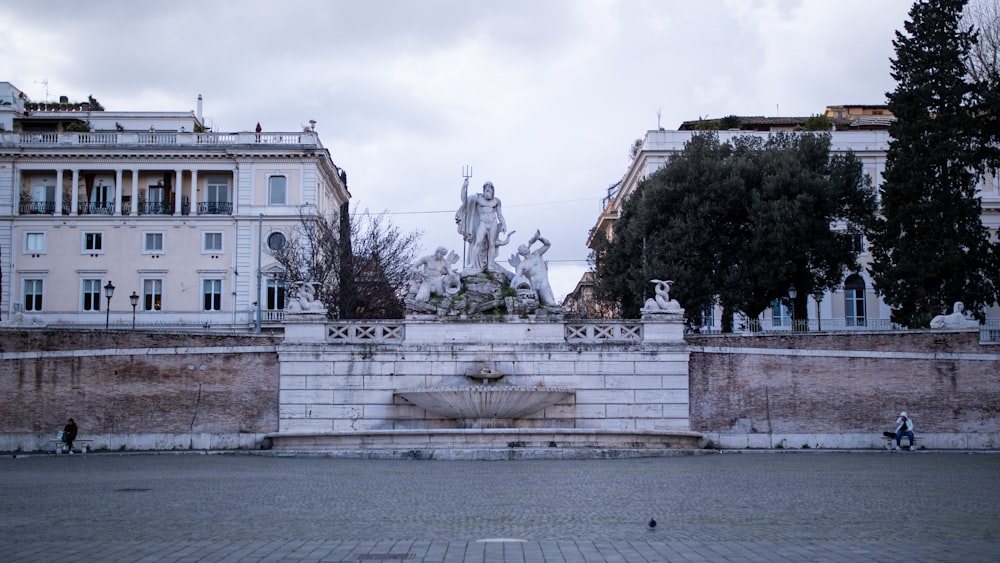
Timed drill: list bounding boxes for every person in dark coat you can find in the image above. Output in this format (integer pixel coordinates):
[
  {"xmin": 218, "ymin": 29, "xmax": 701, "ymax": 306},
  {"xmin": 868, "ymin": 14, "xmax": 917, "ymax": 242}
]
[{"xmin": 62, "ymin": 418, "xmax": 78, "ymax": 453}]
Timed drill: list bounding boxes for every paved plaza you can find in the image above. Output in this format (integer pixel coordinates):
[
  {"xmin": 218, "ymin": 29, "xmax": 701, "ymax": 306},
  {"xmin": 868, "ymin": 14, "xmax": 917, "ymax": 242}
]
[{"xmin": 1, "ymin": 450, "xmax": 998, "ymax": 562}]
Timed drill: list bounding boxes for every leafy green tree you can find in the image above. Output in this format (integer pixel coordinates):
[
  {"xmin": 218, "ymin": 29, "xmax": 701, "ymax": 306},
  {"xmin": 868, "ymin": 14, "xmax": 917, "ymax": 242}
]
[
  {"xmin": 594, "ymin": 132, "xmax": 874, "ymax": 330},
  {"xmin": 868, "ymin": 0, "xmax": 1000, "ymax": 327},
  {"xmin": 732, "ymin": 133, "xmax": 874, "ymax": 327},
  {"xmin": 804, "ymin": 114, "xmax": 832, "ymax": 131}
]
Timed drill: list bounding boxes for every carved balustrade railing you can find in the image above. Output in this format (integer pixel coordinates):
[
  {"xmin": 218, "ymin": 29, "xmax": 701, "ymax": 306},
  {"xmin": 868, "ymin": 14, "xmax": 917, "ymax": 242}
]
[
  {"xmin": 327, "ymin": 323, "xmax": 405, "ymax": 343},
  {"xmin": 564, "ymin": 322, "xmax": 643, "ymax": 343}
]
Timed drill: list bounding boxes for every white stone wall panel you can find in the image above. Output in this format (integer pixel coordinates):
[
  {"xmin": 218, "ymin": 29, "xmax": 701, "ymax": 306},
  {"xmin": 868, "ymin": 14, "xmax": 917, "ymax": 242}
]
[
  {"xmin": 634, "ymin": 360, "xmax": 689, "ymax": 375},
  {"xmin": 279, "ymin": 418, "xmax": 333, "ymax": 432},
  {"xmin": 280, "ymin": 389, "xmax": 332, "ymax": 404},
  {"xmin": 277, "ymin": 320, "xmax": 692, "ymax": 435},
  {"xmin": 574, "ymin": 390, "xmax": 636, "ymax": 404},
  {"xmin": 604, "ymin": 375, "xmax": 662, "ymax": 389},
  {"xmin": 636, "ymin": 389, "xmax": 689, "ymax": 403},
  {"xmin": 279, "ymin": 376, "xmax": 307, "ymax": 390}
]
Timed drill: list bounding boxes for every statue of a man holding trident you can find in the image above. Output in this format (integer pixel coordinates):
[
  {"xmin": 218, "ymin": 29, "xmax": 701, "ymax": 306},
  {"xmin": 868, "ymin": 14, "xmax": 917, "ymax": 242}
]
[{"xmin": 456, "ymin": 175, "xmax": 507, "ymax": 272}]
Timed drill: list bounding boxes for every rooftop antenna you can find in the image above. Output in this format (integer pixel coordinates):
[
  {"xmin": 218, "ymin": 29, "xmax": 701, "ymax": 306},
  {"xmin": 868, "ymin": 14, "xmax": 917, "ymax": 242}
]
[
  {"xmin": 656, "ymin": 107, "xmax": 663, "ymax": 130},
  {"xmin": 35, "ymin": 78, "xmax": 49, "ymax": 103}
]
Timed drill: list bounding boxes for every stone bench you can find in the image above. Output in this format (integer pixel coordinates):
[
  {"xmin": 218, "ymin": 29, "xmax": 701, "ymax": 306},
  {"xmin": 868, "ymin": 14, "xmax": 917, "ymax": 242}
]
[
  {"xmin": 50, "ymin": 439, "xmax": 93, "ymax": 454},
  {"xmin": 882, "ymin": 434, "xmax": 921, "ymax": 451}
]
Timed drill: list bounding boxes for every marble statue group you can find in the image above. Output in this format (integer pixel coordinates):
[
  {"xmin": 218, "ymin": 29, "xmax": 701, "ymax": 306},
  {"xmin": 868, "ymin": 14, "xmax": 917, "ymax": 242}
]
[
  {"xmin": 641, "ymin": 279, "xmax": 682, "ymax": 314},
  {"xmin": 282, "ymin": 169, "xmax": 684, "ymax": 319},
  {"xmin": 405, "ymin": 175, "xmax": 563, "ymax": 316}
]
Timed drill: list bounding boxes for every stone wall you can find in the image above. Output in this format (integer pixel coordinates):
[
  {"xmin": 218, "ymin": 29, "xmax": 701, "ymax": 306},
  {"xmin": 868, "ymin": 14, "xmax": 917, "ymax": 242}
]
[
  {"xmin": 278, "ymin": 319, "xmax": 691, "ymax": 435},
  {"xmin": 687, "ymin": 331, "xmax": 1000, "ymax": 449},
  {"xmin": 2, "ymin": 326, "xmax": 999, "ymax": 452},
  {"xmin": 0, "ymin": 330, "xmax": 280, "ymax": 452}
]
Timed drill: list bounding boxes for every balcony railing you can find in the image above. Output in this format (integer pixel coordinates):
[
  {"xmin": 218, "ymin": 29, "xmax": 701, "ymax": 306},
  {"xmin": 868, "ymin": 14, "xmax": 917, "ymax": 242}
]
[
  {"xmin": 139, "ymin": 202, "xmax": 173, "ymax": 215},
  {"xmin": 261, "ymin": 310, "xmax": 285, "ymax": 323},
  {"xmin": 17, "ymin": 200, "xmax": 191, "ymax": 216},
  {"xmin": 19, "ymin": 201, "xmax": 55, "ymax": 214},
  {"xmin": 198, "ymin": 201, "xmax": 232, "ymax": 215},
  {"xmin": 77, "ymin": 201, "xmax": 114, "ymax": 215},
  {"xmin": 6, "ymin": 130, "xmax": 321, "ymax": 148}
]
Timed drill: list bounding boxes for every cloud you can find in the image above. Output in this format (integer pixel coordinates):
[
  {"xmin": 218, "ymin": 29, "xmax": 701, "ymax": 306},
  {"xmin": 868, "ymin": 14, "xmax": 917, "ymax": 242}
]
[{"xmin": 4, "ymin": 0, "xmax": 915, "ymax": 299}]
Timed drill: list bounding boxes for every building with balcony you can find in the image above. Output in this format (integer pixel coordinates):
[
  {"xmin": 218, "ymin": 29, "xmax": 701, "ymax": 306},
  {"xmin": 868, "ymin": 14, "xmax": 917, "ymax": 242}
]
[
  {"xmin": 580, "ymin": 106, "xmax": 1000, "ymax": 332},
  {"xmin": 0, "ymin": 81, "xmax": 350, "ymax": 330}
]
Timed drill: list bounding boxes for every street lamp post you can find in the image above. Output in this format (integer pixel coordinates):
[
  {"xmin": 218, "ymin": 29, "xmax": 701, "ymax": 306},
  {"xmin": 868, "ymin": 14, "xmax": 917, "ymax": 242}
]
[
  {"xmin": 788, "ymin": 283, "xmax": 797, "ymax": 331},
  {"xmin": 104, "ymin": 281, "xmax": 116, "ymax": 331},
  {"xmin": 130, "ymin": 291, "xmax": 139, "ymax": 330}
]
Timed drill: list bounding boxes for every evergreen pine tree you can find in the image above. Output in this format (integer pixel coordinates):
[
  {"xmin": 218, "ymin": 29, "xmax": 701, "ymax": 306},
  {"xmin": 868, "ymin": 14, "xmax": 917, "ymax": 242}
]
[{"xmin": 869, "ymin": 0, "xmax": 1000, "ymax": 327}]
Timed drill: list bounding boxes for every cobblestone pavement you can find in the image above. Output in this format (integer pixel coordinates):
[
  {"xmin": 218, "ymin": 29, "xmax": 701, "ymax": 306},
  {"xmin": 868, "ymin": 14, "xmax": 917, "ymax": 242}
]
[{"xmin": 2, "ymin": 450, "xmax": 998, "ymax": 562}]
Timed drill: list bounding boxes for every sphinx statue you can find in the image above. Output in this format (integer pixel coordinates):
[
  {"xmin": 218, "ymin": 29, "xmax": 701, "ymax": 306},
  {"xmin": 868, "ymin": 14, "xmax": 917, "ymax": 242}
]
[{"xmin": 929, "ymin": 301, "xmax": 979, "ymax": 329}]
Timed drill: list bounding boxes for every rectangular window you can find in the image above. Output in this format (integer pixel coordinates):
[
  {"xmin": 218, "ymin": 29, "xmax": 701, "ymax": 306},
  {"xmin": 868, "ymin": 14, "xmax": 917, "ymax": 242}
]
[
  {"xmin": 24, "ymin": 279, "xmax": 44, "ymax": 311},
  {"xmin": 84, "ymin": 175, "xmax": 115, "ymax": 215},
  {"xmin": 266, "ymin": 279, "xmax": 286, "ymax": 310},
  {"xmin": 147, "ymin": 184, "xmax": 166, "ymax": 215},
  {"xmin": 83, "ymin": 232, "xmax": 103, "ymax": 253},
  {"xmin": 143, "ymin": 279, "xmax": 163, "ymax": 311},
  {"xmin": 148, "ymin": 185, "xmax": 165, "ymax": 203},
  {"xmin": 850, "ymin": 234, "xmax": 865, "ymax": 254},
  {"xmin": 203, "ymin": 177, "xmax": 231, "ymax": 214},
  {"xmin": 701, "ymin": 306, "xmax": 715, "ymax": 331},
  {"xmin": 143, "ymin": 232, "xmax": 164, "ymax": 253},
  {"xmin": 845, "ymin": 290, "xmax": 866, "ymax": 327},
  {"xmin": 25, "ymin": 232, "xmax": 46, "ymax": 253},
  {"xmin": 82, "ymin": 279, "xmax": 102, "ymax": 311},
  {"xmin": 206, "ymin": 177, "xmax": 229, "ymax": 203},
  {"xmin": 771, "ymin": 299, "xmax": 791, "ymax": 328},
  {"xmin": 268, "ymin": 176, "xmax": 287, "ymax": 205},
  {"xmin": 26, "ymin": 180, "xmax": 56, "ymax": 213},
  {"xmin": 203, "ymin": 279, "xmax": 223, "ymax": 311},
  {"xmin": 203, "ymin": 232, "xmax": 223, "ymax": 252}
]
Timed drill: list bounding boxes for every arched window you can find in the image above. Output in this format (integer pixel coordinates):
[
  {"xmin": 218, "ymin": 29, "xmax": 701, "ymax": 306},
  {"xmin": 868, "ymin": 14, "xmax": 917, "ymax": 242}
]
[{"xmin": 844, "ymin": 274, "xmax": 866, "ymax": 327}]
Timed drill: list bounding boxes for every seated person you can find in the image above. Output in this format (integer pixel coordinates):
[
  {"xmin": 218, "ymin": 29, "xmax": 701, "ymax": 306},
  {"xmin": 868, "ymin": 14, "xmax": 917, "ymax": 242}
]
[
  {"xmin": 62, "ymin": 418, "xmax": 78, "ymax": 453},
  {"xmin": 895, "ymin": 411, "xmax": 914, "ymax": 450}
]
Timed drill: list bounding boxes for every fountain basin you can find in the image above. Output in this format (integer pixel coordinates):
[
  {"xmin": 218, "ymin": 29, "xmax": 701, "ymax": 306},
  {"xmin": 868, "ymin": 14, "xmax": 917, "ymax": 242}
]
[{"xmin": 396, "ymin": 385, "xmax": 574, "ymax": 428}]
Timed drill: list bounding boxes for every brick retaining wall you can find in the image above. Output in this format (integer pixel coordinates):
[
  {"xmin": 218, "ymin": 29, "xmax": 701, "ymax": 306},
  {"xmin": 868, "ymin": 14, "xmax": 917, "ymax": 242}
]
[
  {"xmin": 0, "ymin": 330, "xmax": 280, "ymax": 451},
  {"xmin": 1, "ymin": 328, "xmax": 997, "ymax": 452},
  {"xmin": 687, "ymin": 331, "xmax": 1000, "ymax": 441}
]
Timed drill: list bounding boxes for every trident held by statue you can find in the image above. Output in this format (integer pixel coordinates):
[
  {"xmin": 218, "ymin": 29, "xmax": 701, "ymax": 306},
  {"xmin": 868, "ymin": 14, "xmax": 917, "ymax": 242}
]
[{"xmin": 462, "ymin": 165, "xmax": 472, "ymax": 180}]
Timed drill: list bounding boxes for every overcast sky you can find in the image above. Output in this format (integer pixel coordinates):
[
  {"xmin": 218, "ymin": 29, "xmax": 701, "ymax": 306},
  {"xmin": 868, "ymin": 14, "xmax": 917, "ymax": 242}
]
[{"xmin": 3, "ymin": 0, "xmax": 915, "ymax": 299}]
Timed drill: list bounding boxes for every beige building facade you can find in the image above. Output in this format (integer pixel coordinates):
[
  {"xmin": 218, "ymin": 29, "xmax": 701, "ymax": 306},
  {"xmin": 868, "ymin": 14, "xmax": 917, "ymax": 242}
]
[{"xmin": 0, "ymin": 82, "xmax": 350, "ymax": 329}]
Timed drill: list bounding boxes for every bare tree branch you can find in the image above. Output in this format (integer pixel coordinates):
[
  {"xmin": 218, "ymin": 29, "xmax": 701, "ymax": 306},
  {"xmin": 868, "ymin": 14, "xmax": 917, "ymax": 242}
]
[
  {"xmin": 271, "ymin": 206, "xmax": 421, "ymax": 319},
  {"xmin": 964, "ymin": 0, "xmax": 1000, "ymax": 86}
]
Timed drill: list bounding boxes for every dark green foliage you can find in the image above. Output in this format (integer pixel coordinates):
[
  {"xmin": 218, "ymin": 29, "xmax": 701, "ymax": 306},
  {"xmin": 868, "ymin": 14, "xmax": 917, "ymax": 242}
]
[
  {"xmin": 804, "ymin": 114, "xmax": 832, "ymax": 131},
  {"xmin": 63, "ymin": 121, "xmax": 90, "ymax": 132},
  {"xmin": 868, "ymin": 0, "xmax": 1000, "ymax": 327},
  {"xmin": 595, "ymin": 132, "xmax": 874, "ymax": 330},
  {"xmin": 690, "ymin": 115, "xmax": 742, "ymax": 131}
]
